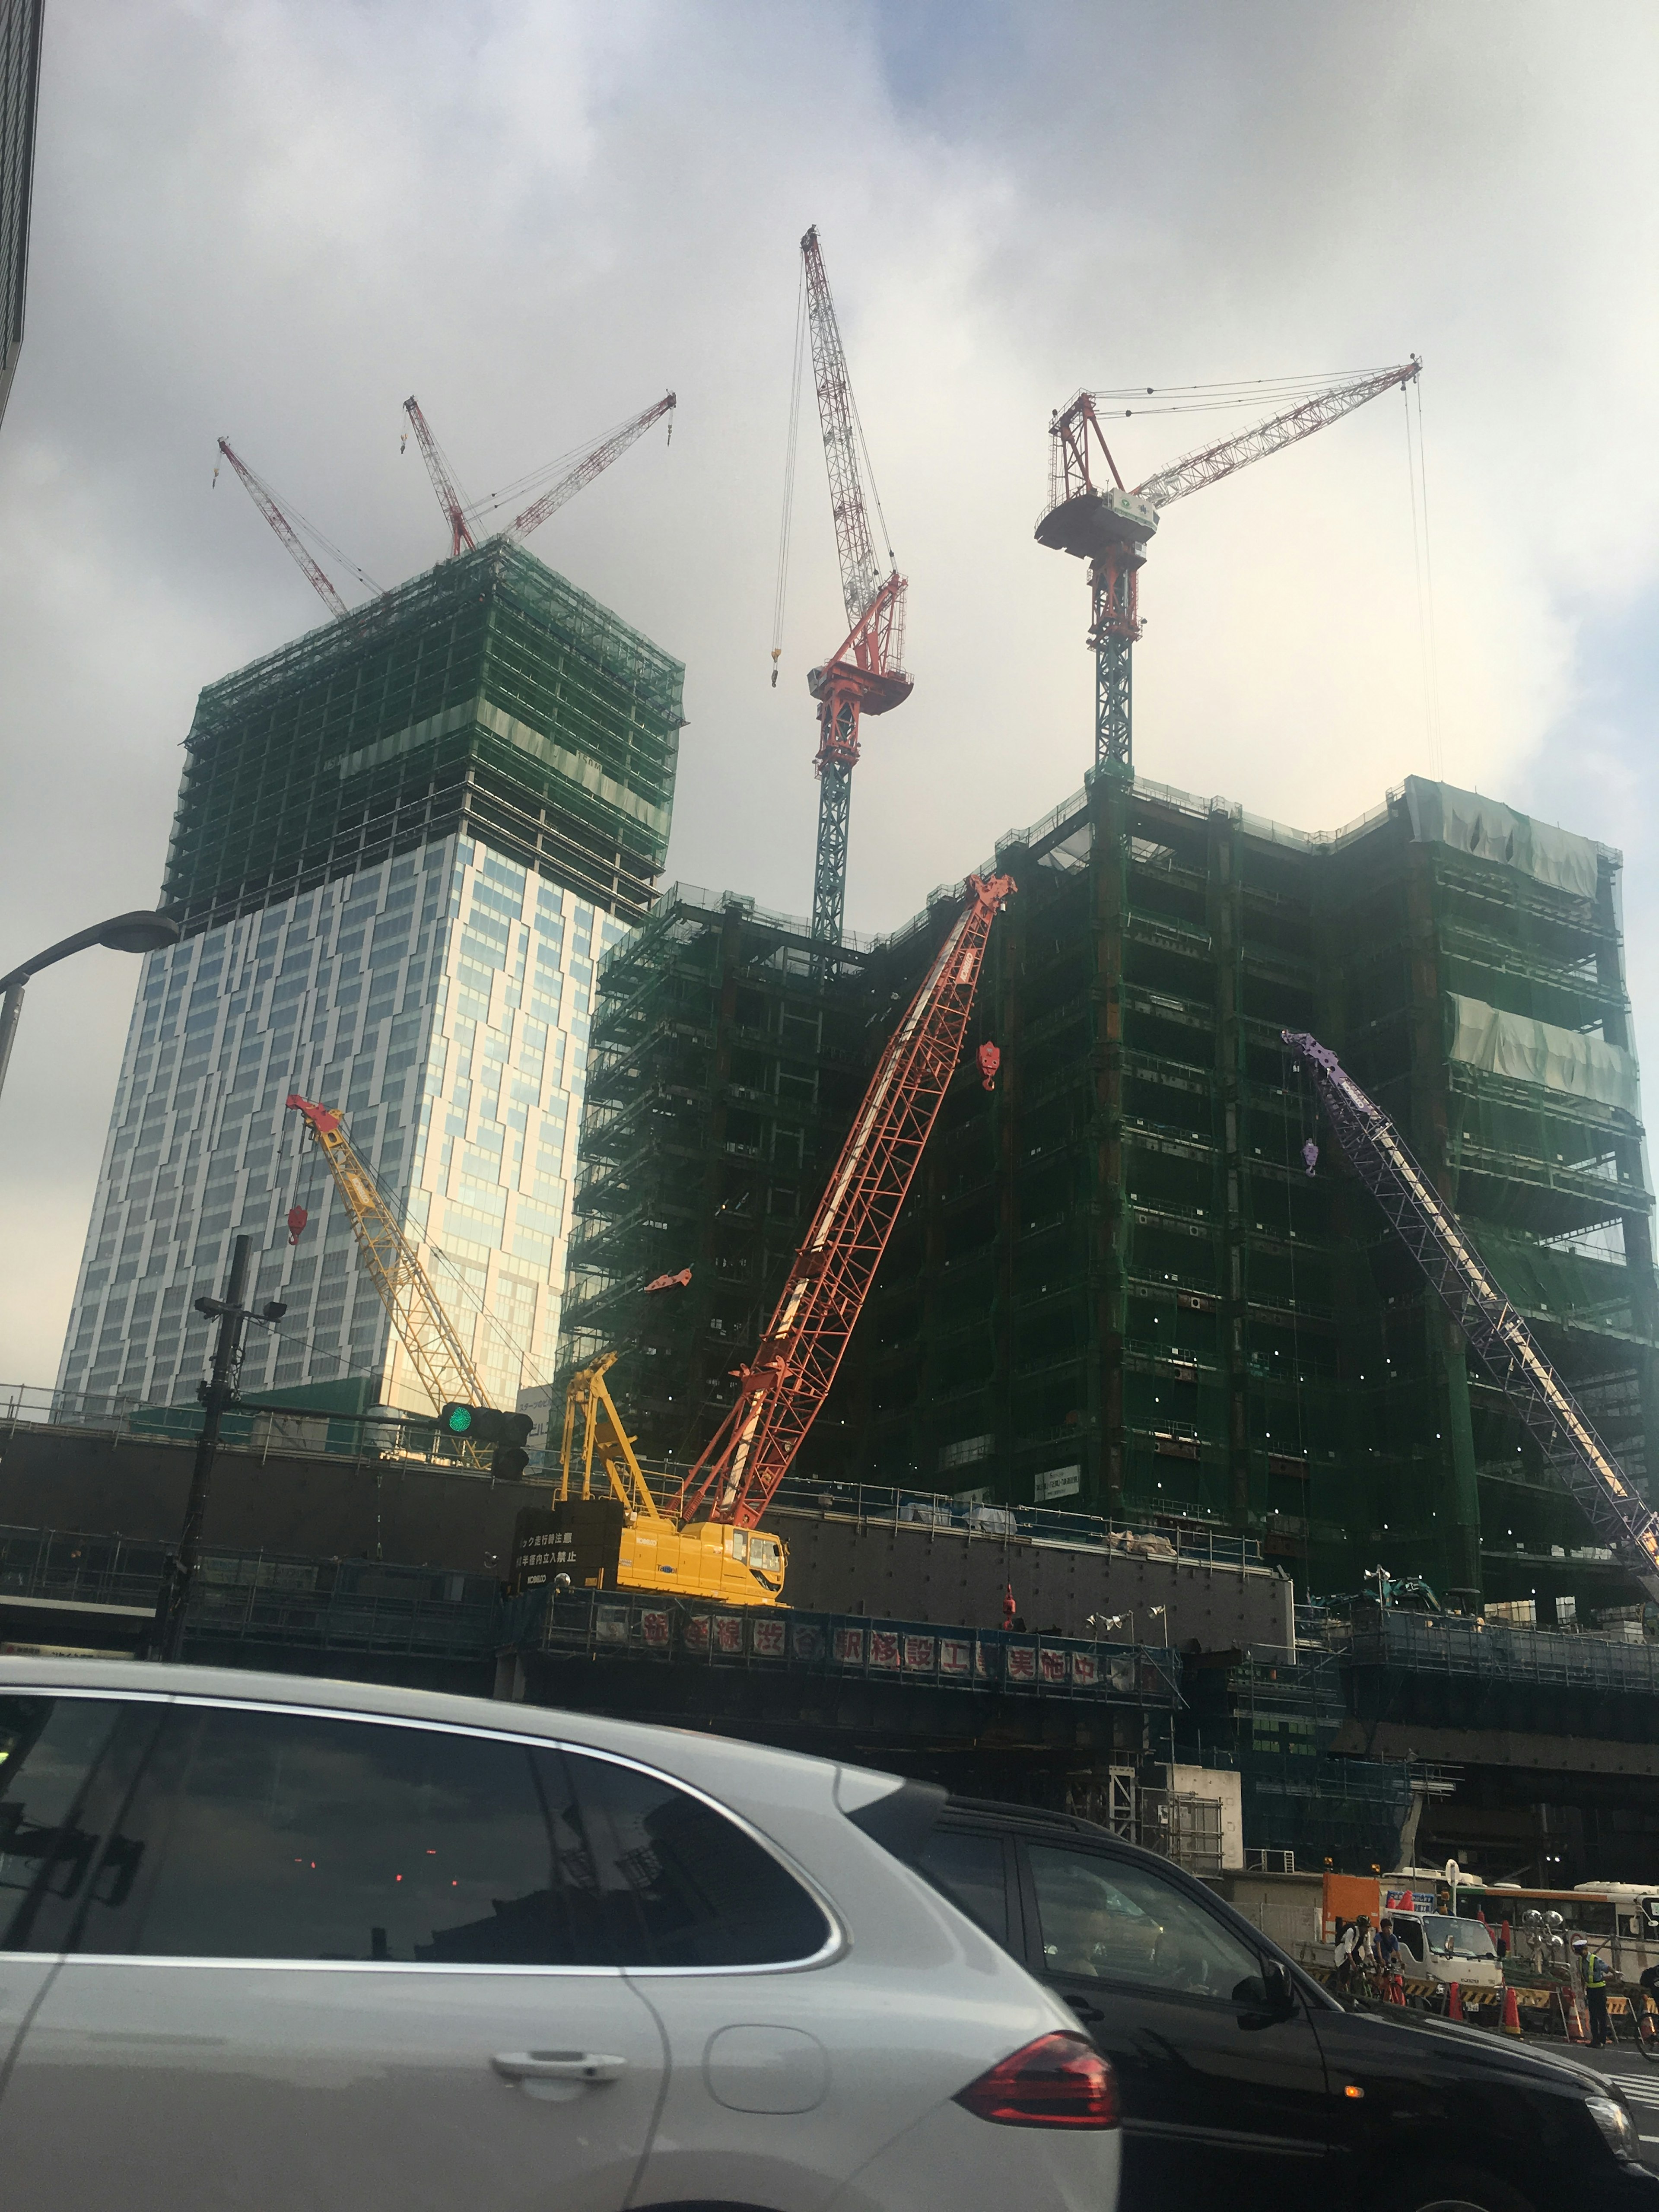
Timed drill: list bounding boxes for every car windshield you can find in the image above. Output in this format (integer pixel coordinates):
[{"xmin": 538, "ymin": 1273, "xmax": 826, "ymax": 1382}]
[{"xmin": 1422, "ymin": 1915, "xmax": 1497, "ymax": 1959}]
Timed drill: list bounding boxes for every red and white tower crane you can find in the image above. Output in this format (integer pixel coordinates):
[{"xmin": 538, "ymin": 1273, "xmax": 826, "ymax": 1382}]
[
  {"xmin": 401, "ymin": 391, "xmax": 677, "ymax": 558},
  {"xmin": 795, "ymin": 225, "xmax": 911, "ymax": 963},
  {"xmin": 1036, "ymin": 361, "xmax": 1420, "ymax": 772}
]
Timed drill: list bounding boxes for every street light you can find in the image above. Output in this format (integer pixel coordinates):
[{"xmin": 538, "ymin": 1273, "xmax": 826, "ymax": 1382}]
[
  {"xmin": 0, "ymin": 909, "xmax": 181, "ymax": 1106},
  {"xmin": 1150, "ymin": 1603, "xmax": 1169, "ymax": 1647},
  {"xmin": 1089, "ymin": 1610, "xmax": 1132, "ymax": 1641}
]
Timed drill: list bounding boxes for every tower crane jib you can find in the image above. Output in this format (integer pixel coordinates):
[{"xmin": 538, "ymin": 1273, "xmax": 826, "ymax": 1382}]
[
  {"xmin": 1036, "ymin": 358, "xmax": 1419, "ymax": 774},
  {"xmin": 216, "ymin": 439, "xmax": 350, "ymax": 619}
]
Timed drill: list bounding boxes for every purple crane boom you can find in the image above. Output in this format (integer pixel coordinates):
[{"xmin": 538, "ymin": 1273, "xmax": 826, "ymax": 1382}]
[{"xmin": 1283, "ymin": 1029, "xmax": 1659, "ymax": 1602}]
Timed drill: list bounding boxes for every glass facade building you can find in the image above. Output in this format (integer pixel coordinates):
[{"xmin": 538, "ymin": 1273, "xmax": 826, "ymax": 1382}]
[
  {"xmin": 0, "ymin": 0, "xmax": 44, "ymax": 435},
  {"xmin": 57, "ymin": 542, "xmax": 683, "ymax": 1437}
]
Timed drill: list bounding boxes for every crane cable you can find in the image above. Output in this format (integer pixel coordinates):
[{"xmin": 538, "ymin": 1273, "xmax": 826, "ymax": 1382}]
[
  {"xmin": 1402, "ymin": 379, "xmax": 1443, "ymax": 781},
  {"xmin": 770, "ymin": 254, "xmax": 808, "ymax": 685}
]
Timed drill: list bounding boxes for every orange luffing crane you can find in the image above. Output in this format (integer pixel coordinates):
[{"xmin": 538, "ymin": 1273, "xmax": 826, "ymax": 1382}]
[
  {"xmin": 1036, "ymin": 361, "xmax": 1421, "ymax": 771},
  {"xmin": 545, "ymin": 871, "xmax": 1013, "ymax": 1608},
  {"xmin": 679, "ymin": 869, "xmax": 1013, "ymax": 1538},
  {"xmin": 401, "ymin": 391, "xmax": 676, "ymax": 558}
]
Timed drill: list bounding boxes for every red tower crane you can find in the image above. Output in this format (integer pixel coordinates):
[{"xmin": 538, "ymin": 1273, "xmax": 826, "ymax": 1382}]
[
  {"xmin": 796, "ymin": 226, "xmax": 911, "ymax": 962},
  {"xmin": 214, "ymin": 437, "xmax": 351, "ymax": 619},
  {"xmin": 678, "ymin": 869, "xmax": 1013, "ymax": 1531},
  {"xmin": 1036, "ymin": 360, "xmax": 1420, "ymax": 771},
  {"xmin": 402, "ymin": 391, "xmax": 676, "ymax": 558}
]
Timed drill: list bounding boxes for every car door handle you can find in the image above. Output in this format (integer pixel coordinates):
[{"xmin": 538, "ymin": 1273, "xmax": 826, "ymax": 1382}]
[
  {"xmin": 493, "ymin": 2050, "xmax": 629, "ymax": 2084},
  {"xmin": 1066, "ymin": 1997, "xmax": 1106, "ymax": 2024}
]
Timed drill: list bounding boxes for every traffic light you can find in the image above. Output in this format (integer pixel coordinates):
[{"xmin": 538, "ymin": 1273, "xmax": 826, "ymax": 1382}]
[{"xmin": 438, "ymin": 1403, "xmax": 535, "ymax": 1478}]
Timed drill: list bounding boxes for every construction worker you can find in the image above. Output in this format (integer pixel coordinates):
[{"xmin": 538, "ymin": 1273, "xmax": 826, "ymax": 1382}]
[{"xmin": 1577, "ymin": 1936, "xmax": 1611, "ymax": 2047}]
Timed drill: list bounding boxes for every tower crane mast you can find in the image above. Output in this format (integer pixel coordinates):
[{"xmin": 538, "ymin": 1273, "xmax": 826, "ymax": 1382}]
[
  {"xmin": 285, "ymin": 1095, "xmax": 492, "ymax": 1422},
  {"xmin": 1037, "ymin": 359, "xmax": 1419, "ymax": 772},
  {"xmin": 1284, "ymin": 1033, "xmax": 1659, "ymax": 1602},
  {"xmin": 215, "ymin": 438, "xmax": 350, "ymax": 619},
  {"xmin": 798, "ymin": 226, "xmax": 911, "ymax": 961},
  {"xmin": 679, "ymin": 870, "xmax": 1013, "ymax": 1531}
]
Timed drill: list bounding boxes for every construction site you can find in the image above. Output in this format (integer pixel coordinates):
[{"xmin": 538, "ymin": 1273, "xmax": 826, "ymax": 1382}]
[{"xmin": 12, "ymin": 231, "xmax": 1659, "ymax": 1898}]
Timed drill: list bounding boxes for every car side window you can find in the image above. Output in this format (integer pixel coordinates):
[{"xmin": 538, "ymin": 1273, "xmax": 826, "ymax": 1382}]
[
  {"xmin": 65, "ymin": 1703, "xmax": 607, "ymax": 1965},
  {"xmin": 1026, "ymin": 1843, "xmax": 1264, "ymax": 2003},
  {"xmin": 565, "ymin": 1750, "xmax": 831, "ymax": 1967},
  {"xmin": 915, "ymin": 1830, "xmax": 1011, "ymax": 1949},
  {"xmin": 0, "ymin": 1695, "xmax": 143, "ymax": 1952}
]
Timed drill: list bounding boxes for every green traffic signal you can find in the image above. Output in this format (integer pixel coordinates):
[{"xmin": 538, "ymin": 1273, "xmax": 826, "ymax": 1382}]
[{"xmin": 441, "ymin": 1402, "xmax": 475, "ymax": 1435}]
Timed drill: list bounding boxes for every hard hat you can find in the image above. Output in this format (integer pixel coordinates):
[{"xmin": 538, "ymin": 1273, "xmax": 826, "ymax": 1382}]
[{"xmin": 1572, "ymin": 1935, "xmax": 1589, "ymax": 1949}]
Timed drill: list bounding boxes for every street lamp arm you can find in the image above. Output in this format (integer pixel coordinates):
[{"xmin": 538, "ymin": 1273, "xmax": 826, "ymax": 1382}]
[{"xmin": 0, "ymin": 909, "xmax": 180, "ymax": 993}]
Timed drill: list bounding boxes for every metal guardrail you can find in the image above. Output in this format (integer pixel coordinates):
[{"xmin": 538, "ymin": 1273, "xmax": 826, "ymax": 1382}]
[
  {"xmin": 0, "ymin": 1524, "xmax": 499, "ymax": 1659},
  {"xmin": 1348, "ymin": 1608, "xmax": 1659, "ymax": 1691},
  {"xmin": 0, "ymin": 1386, "xmax": 547, "ymax": 1481},
  {"xmin": 0, "ymin": 1524, "xmax": 1188, "ymax": 1699},
  {"xmin": 500, "ymin": 1585, "xmax": 1185, "ymax": 1704}
]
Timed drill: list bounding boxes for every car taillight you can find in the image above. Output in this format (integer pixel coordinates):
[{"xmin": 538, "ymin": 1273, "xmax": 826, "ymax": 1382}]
[{"xmin": 954, "ymin": 2033, "xmax": 1119, "ymax": 2129}]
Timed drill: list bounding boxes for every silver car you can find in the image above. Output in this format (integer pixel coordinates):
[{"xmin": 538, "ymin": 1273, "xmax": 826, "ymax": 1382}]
[{"xmin": 0, "ymin": 1657, "xmax": 1120, "ymax": 2212}]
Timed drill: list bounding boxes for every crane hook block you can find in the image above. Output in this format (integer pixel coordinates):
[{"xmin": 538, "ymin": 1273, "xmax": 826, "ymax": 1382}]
[
  {"xmin": 977, "ymin": 1041, "xmax": 1002, "ymax": 1092},
  {"xmin": 1301, "ymin": 1139, "xmax": 1319, "ymax": 1176},
  {"xmin": 286, "ymin": 1205, "xmax": 309, "ymax": 1246}
]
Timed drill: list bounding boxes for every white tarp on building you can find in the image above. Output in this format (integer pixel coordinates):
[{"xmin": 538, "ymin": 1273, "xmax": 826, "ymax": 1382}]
[
  {"xmin": 1405, "ymin": 776, "xmax": 1602, "ymax": 901},
  {"xmin": 1448, "ymin": 992, "xmax": 1638, "ymax": 1114}
]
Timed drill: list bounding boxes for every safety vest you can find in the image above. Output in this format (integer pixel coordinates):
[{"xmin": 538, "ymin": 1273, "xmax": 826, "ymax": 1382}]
[{"xmin": 1585, "ymin": 1951, "xmax": 1609, "ymax": 1991}]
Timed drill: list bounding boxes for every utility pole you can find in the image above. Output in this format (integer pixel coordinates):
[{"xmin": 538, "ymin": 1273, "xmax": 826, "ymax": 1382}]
[{"xmin": 152, "ymin": 1235, "xmax": 286, "ymax": 1662}]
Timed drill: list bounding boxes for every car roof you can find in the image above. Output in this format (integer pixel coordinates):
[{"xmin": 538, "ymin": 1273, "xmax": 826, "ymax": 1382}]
[
  {"xmin": 0, "ymin": 1653, "xmax": 854, "ymax": 1808},
  {"xmin": 941, "ymin": 1794, "xmax": 1114, "ymax": 1839}
]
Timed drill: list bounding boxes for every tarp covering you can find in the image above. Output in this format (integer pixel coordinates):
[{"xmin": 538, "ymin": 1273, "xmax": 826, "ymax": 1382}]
[
  {"xmin": 1448, "ymin": 992, "xmax": 1638, "ymax": 1114},
  {"xmin": 1405, "ymin": 776, "xmax": 1602, "ymax": 900}
]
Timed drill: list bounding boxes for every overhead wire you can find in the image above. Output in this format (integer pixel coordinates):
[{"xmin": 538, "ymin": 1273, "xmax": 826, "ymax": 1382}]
[
  {"xmin": 770, "ymin": 254, "xmax": 808, "ymax": 680},
  {"xmin": 465, "ymin": 404, "xmax": 670, "ymax": 528},
  {"xmin": 1413, "ymin": 375, "xmax": 1444, "ymax": 779},
  {"xmin": 1402, "ymin": 384, "xmax": 1441, "ymax": 781},
  {"xmin": 1087, "ymin": 365, "xmax": 1406, "ymax": 422}
]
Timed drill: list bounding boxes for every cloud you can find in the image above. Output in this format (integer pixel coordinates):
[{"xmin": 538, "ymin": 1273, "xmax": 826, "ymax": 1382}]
[{"xmin": 2, "ymin": 0, "xmax": 1657, "ymax": 1381}]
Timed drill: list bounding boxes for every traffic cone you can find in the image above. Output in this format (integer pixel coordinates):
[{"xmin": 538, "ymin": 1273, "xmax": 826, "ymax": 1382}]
[
  {"xmin": 1446, "ymin": 1981, "xmax": 1463, "ymax": 2022},
  {"xmin": 1499, "ymin": 1985, "xmax": 1522, "ymax": 2037},
  {"xmin": 1561, "ymin": 1990, "xmax": 1586, "ymax": 2043}
]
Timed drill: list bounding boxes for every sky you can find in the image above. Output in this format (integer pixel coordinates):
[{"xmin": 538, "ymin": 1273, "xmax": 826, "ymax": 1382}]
[{"xmin": 1, "ymin": 0, "xmax": 1656, "ymax": 1386}]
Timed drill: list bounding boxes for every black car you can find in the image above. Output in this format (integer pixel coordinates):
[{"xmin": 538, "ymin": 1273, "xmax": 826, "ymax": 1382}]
[{"xmin": 854, "ymin": 1786, "xmax": 1657, "ymax": 2212}]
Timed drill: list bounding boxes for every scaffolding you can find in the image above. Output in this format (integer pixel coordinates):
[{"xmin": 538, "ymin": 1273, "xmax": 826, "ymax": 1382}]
[
  {"xmin": 163, "ymin": 540, "xmax": 685, "ymax": 936},
  {"xmin": 565, "ymin": 768, "xmax": 1659, "ymax": 1606}
]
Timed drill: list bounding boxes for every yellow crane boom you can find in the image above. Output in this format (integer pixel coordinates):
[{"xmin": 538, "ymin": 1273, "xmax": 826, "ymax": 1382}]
[
  {"xmin": 286, "ymin": 1094, "xmax": 490, "ymax": 1416},
  {"xmin": 559, "ymin": 1353, "xmax": 665, "ymax": 1521}
]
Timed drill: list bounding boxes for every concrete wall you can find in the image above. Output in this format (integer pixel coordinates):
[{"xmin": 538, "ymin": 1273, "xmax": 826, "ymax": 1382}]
[
  {"xmin": 1170, "ymin": 1763, "xmax": 1244, "ymax": 1871},
  {"xmin": 0, "ymin": 1421, "xmax": 546, "ymax": 1573},
  {"xmin": 771, "ymin": 1508, "xmax": 1295, "ymax": 1656}
]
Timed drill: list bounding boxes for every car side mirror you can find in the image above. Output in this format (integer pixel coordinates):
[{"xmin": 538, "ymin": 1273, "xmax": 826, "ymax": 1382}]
[{"xmin": 1234, "ymin": 1962, "xmax": 1295, "ymax": 2017}]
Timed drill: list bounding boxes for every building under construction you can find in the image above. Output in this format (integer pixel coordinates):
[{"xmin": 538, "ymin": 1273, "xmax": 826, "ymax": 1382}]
[
  {"xmin": 58, "ymin": 540, "xmax": 684, "ymax": 1424},
  {"xmin": 564, "ymin": 766, "xmax": 1659, "ymax": 1612}
]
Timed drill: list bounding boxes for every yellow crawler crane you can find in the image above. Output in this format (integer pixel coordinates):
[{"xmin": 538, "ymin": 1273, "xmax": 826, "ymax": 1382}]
[
  {"xmin": 559, "ymin": 1354, "xmax": 785, "ymax": 1605},
  {"xmin": 286, "ymin": 1094, "xmax": 494, "ymax": 1459}
]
